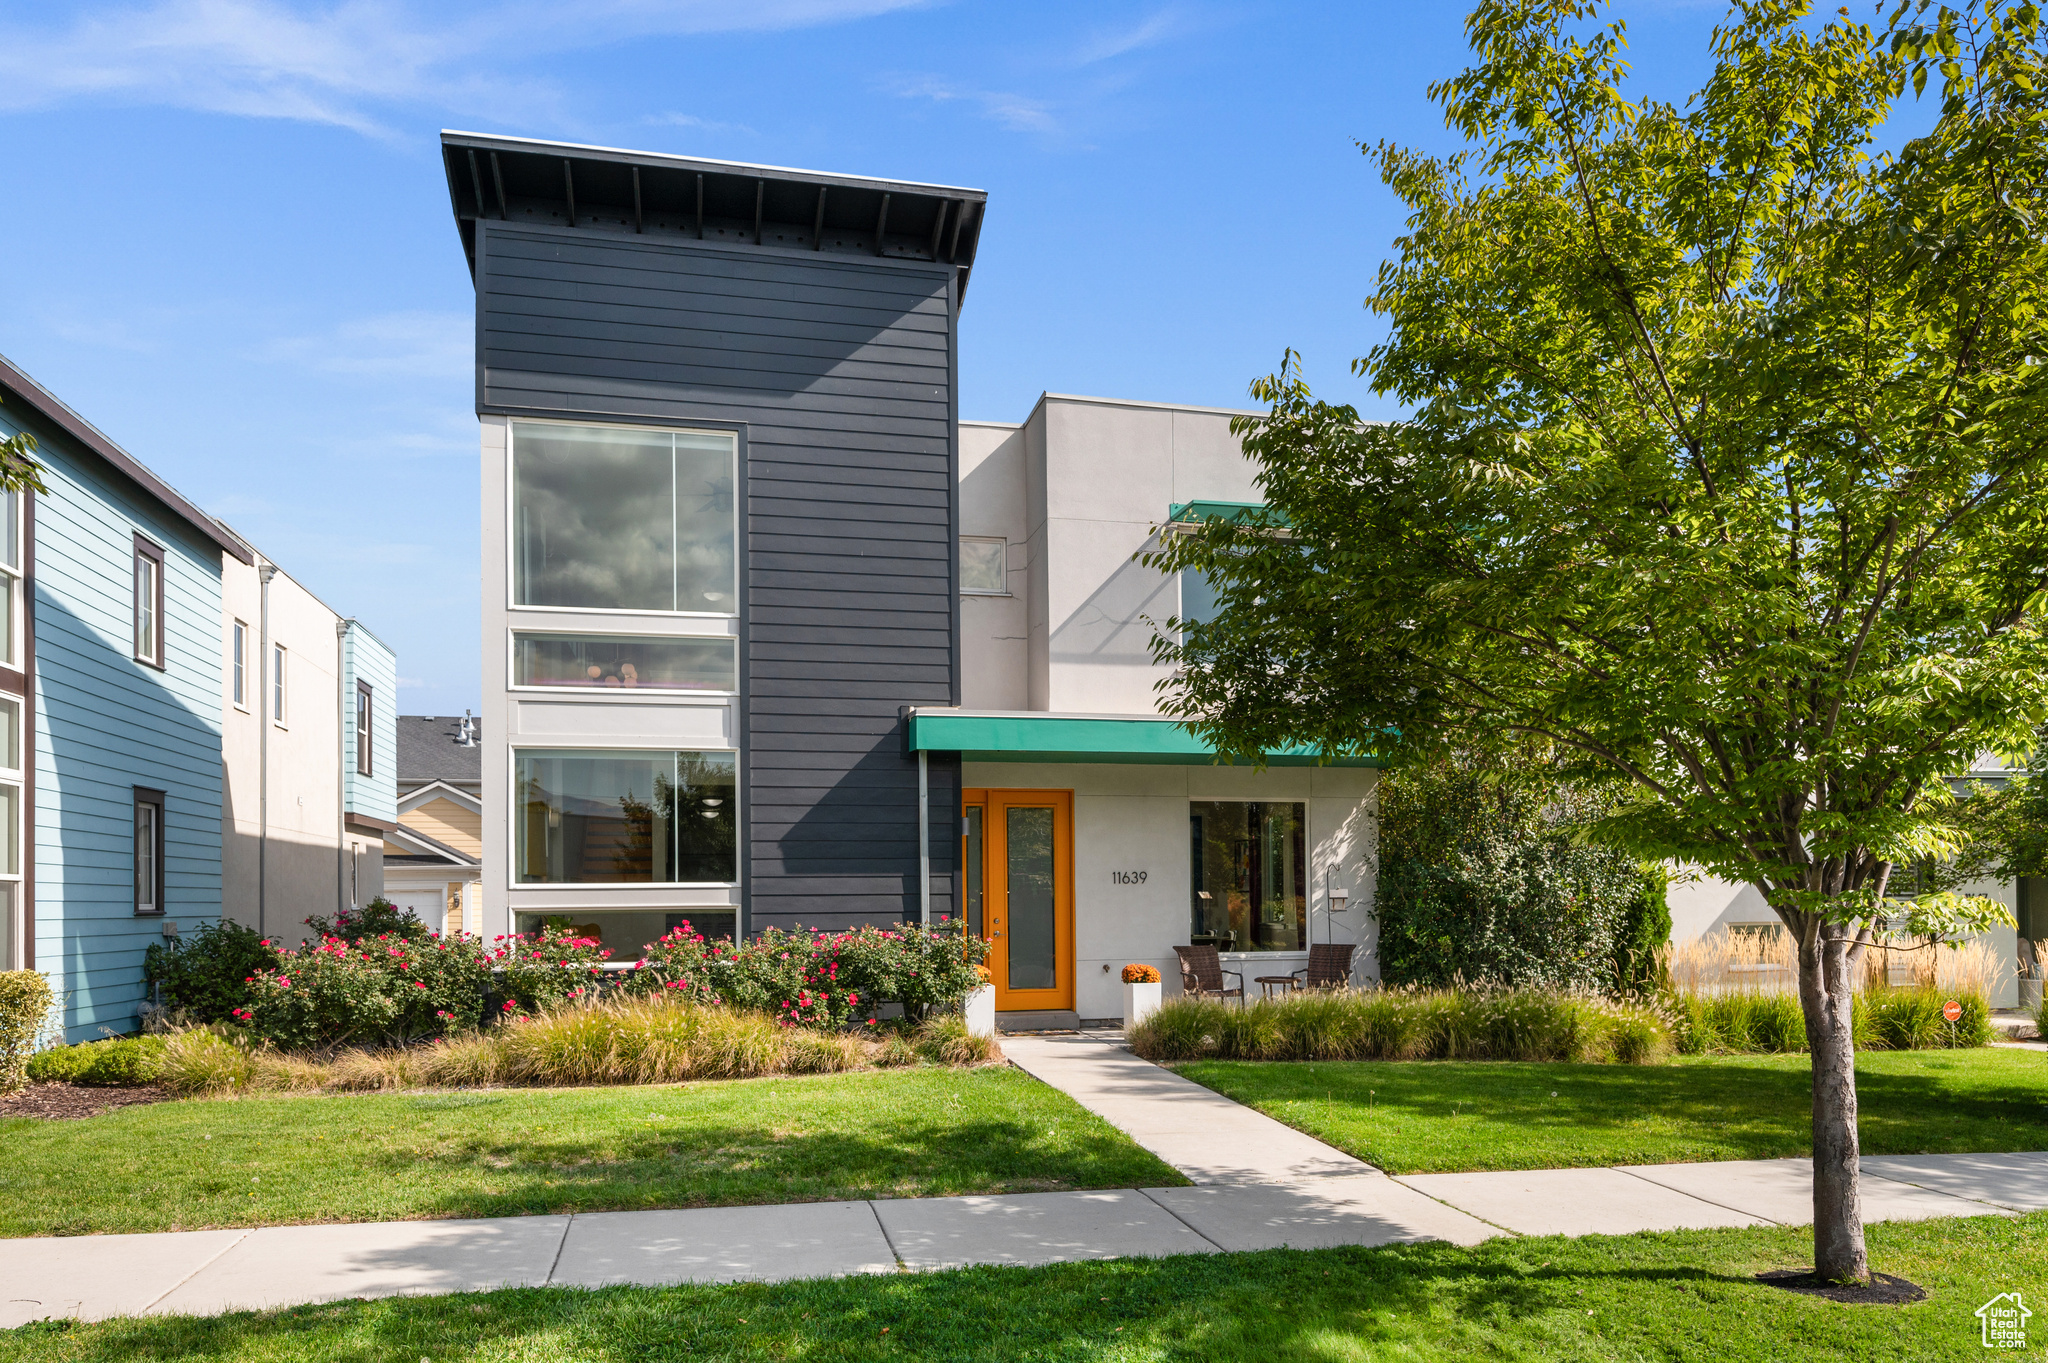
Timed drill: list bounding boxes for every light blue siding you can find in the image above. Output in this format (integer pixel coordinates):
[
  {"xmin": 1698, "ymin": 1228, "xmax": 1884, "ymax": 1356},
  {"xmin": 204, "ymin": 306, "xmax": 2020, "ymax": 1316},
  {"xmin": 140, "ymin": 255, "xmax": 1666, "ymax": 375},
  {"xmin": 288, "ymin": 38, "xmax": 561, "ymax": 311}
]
[
  {"xmin": 0, "ymin": 405, "xmax": 225, "ymax": 1041},
  {"xmin": 341, "ymin": 621, "xmax": 397, "ymax": 826}
]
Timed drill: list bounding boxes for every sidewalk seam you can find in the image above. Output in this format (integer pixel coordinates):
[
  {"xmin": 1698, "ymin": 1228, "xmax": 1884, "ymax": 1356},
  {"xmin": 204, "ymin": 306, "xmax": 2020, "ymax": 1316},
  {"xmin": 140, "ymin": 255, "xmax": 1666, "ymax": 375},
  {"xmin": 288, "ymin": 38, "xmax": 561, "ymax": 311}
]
[
  {"xmin": 1858, "ymin": 1168, "xmax": 2015, "ymax": 1214},
  {"xmin": 138, "ymin": 1228, "xmax": 252, "ymax": 1315},
  {"xmin": 1385, "ymin": 1178, "xmax": 1523, "ymax": 1238},
  {"xmin": 864, "ymin": 1200, "xmax": 910, "ymax": 1273},
  {"xmin": 543, "ymin": 1214, "xmax": 575, "ymax": 1286},
  {"xmin": 1134, "ymin": 1188, "xmax": 1227, "ymax": 1254},
  {"xmin": 1608, "ymin": 1165, "xmax": 1785, "ymax": 1226}
]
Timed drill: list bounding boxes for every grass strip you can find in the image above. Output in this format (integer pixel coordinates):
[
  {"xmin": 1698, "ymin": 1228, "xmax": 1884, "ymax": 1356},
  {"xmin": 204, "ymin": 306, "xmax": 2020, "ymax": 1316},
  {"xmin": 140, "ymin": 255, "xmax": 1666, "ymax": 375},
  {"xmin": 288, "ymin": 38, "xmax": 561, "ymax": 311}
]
[
  {"xmin": 0, "ymin": 1067, "xmax": 1181, "ymax": 1237},
  {"xmin": 1178, "ymin": 1048, "xmax": 2048, "ymax": 1173},
  {"xmin": 3, "ymin": 1212, "xmax": 2039, "ymax": 1361}
]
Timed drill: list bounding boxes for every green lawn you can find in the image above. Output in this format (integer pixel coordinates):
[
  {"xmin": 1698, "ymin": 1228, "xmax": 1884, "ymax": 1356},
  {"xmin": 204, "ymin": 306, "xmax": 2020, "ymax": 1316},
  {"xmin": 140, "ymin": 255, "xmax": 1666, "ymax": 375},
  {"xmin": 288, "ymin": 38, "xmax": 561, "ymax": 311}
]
[
  {"xmin": 0, "ymin": 1068, "xmax": 1181, "ymax": 1237},
  {"xmin": 1177, "ymin": 1048, "xmax": 2048, "ymax": 1174},
  {"xmin": 4, "ymin": 1213, "xmax": 2039, "ymax": 1361}
]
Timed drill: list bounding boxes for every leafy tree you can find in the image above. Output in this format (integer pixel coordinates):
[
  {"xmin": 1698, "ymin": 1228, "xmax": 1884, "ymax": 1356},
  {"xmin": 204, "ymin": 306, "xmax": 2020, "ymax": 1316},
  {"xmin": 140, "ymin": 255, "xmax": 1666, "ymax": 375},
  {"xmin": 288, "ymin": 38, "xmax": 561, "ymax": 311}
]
[{"xmin": 1151, "ymin": 0, "xmax": 2046, "ymax": 1284}]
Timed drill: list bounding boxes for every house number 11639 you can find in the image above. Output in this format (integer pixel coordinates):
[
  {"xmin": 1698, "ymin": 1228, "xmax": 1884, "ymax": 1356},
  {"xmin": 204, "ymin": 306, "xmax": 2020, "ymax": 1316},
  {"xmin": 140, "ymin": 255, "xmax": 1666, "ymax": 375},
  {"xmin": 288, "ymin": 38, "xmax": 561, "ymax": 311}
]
[{"xmin": 1111, "ymin": 870, "xmax": 1148, "ymax": 885}]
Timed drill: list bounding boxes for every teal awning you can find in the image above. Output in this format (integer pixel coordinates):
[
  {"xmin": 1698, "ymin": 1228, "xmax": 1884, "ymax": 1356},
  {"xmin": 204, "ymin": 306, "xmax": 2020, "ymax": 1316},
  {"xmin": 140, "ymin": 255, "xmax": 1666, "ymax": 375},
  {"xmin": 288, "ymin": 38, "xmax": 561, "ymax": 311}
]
[
  {"xmin": 907, "ymin": 710, "xmax": 1378, "ymax": 767},
  {"xmin": 1166, "ymin": 500, "xmax": 1290, "ymax": 528}
]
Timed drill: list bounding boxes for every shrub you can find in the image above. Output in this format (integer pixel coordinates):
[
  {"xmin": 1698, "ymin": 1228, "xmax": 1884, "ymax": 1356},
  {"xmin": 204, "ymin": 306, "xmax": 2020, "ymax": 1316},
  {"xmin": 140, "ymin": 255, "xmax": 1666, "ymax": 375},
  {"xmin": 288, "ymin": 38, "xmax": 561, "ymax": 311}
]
[
  {"xmin": 143, "ymin": 919, "xmax": 271, "ymax": 1023},
  {"xmin": 1862, "ymin": 987, "xmax": 1993, "ymax": 1050},
  {"xmin": 1612, "ymin": 866, "xmax": 1673, "ymax": 995},
  {"xmin": 914, "ymin": 1014, "xmax": 998, "ymax": 1066},
  {"xmin": 492, "ymin": 926, "xmax": 612, "ymax": 1018},
  {"xmin": 1126, "ymin": 988, "xmax": 1670, "ymax": 1065},
  {"xmin": 27, "ymin": 1035, "xmax": 167, "ymax": 1086},
  {"xmin": 627, "ymin": 919, "xmax": 987, "ymax": 1026},
  {"xmin": 1374, "ymin": 753, "xmax": 1644, "ymax": 991},
  {"xmin": 0, "ymin": 970, "xmax": 53, "ymax": 1092},
  {"xmin": 302, "ymin": 897, "xmax": 431, "ymax": 944}
]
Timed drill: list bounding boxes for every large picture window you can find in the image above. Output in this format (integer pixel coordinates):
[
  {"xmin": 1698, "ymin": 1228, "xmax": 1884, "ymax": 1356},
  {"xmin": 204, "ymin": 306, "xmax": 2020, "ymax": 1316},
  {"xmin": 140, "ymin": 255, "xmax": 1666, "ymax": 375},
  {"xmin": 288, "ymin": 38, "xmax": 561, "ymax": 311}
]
[
  {"xmin": 512, "ymin": 632, "xmax": 737, "ymax": 692},
  {"xmin": 1189, "ymin": 801, "xmax": 1307, "ymax": 952},
  {"xmin": 512, "ymin": 421, "xmax": 737, "ymax": 614},
  {"xmin": 516, "ymin": 749, "xmax": 736, "ymax": 885}
]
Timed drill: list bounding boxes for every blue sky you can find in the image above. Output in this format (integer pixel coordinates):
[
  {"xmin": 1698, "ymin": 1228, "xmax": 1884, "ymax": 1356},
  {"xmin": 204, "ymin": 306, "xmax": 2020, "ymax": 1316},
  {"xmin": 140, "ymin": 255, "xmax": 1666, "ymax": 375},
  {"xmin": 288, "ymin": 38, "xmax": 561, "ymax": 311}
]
[{"xmin": 0, "ymin": 1, "xmax": 1869, "ymax": 715}]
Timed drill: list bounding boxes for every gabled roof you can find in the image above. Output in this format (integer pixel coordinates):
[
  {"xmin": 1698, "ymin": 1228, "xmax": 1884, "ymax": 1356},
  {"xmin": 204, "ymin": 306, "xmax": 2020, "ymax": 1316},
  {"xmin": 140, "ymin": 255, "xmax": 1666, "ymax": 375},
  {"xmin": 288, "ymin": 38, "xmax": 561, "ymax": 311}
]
[
  {"xmin": 400, "ymin": 780, "xmax": 481, "ymax": 815},
  {"xmin": 438, "ymin": 131, "xmax": 989, "ymax": 304},
  {"xmin": 0, "ymin": 352, "xmax": 253, "ymax": 564},
  {"xmin": 385, "ymin": 822, "xmax": 480, "ymax": 868},
  {"xmin": 397, "ymin": 715, "xmax": 483, "ymax": 787}
]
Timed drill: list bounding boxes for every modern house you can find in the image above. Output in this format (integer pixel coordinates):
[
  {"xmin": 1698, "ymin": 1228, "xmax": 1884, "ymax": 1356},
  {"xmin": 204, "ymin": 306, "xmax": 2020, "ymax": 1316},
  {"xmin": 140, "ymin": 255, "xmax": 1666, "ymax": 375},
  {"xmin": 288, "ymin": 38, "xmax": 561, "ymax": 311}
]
[
  {"xmin": 0, "ymin": 354, "xmax": 244, "ymax": 1040},
  {"xmin": 217, "ymin": 530, "xmax": 398, "ymax": 947},
  {"xmin": 440, "ymin": 133, "xmax": 1374, "ymax": 1025},
  {"xmin": 382, "ymin": 713, "xmax": 484, "ymax": 935}
]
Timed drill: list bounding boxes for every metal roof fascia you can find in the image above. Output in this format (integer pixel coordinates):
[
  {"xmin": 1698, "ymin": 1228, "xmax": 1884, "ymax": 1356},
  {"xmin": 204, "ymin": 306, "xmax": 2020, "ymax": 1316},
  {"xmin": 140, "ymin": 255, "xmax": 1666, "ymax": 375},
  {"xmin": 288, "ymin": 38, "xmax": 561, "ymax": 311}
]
[
  {"xmin": 1166, "ymin": 500, "xmax": 1290, "ymax": 527},
  {"xmin": 907, "ymin": 710, "xmax": 1378, "ymax": 767},
  {"xmin": 0, "ymin": 353, "xmax": 254, "ymax": 565}
]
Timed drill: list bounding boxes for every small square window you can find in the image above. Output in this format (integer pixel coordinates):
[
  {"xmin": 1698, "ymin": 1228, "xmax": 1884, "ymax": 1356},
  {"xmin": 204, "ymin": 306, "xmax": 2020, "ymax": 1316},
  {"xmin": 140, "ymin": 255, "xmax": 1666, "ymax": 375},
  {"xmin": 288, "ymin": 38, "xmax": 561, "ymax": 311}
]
[{"xmin": 960, "ymin": 537, "xmax": 1007, "ymax": 595}]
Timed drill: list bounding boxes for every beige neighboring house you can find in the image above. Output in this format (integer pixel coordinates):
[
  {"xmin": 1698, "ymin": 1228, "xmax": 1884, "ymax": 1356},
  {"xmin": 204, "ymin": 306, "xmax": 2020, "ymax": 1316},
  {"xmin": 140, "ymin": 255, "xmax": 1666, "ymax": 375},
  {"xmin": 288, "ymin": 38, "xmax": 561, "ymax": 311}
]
[
  {"xmin": 218, "ymin": 528, "xmax": 398, "ymax": 947},
  {"xmin": 383, "ymin": 714, "xmax": 483, "ymax": 935}
]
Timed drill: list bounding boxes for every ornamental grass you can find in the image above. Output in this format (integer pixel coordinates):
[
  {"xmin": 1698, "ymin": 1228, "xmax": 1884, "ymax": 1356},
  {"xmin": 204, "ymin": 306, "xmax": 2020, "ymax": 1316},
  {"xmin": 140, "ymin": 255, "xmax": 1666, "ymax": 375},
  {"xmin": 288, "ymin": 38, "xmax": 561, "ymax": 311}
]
[
  {"xmin": 1127, "ymin": 988, "xmax": 1670, "ymax": 1065},
  {"xmin": 131, "ymin": 996, "xmax": 996, "ymax": 1097}
]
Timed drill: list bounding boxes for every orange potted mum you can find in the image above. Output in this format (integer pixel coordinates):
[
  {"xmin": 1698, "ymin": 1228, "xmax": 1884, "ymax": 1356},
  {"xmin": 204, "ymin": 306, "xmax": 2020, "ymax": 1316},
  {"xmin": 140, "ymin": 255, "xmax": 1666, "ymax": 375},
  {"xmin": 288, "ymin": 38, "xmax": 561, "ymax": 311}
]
[{"xmin": 1121, "ymin": 962, "xmax": 1162, "ymax": 1027}]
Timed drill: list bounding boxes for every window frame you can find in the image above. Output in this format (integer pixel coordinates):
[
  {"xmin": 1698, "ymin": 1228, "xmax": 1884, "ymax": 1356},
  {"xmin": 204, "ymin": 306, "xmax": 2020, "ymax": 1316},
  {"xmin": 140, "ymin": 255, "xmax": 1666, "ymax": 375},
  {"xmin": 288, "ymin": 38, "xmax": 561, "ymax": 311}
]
[
  {"xmin": 506, "ymin": 627, "xmax": 740, "ymax": 696},
  {"xmin": 0, "ymin": 489, "xmax": 20, "ymax": 673},
  {"xmin": 133, "ymin": 786, "xmax": 165, "ymax": 916},
  {"xmin": 230, "ymin": 619, "xmax": 248, "ymax": 711},
  {"xmin": 958, "ymin": 536, "xmax": 1010, "ymax": 596},
  {"xmin": 508, "ymin": 744, "xmax": 742, "ymax": 889},
  {"xmin": 356, "ymin": 682, "xmax": 373, "ymax": 777},
  {"xmin": 132, "ymin": 535, "xmax": 165, "ymax": 670},
  {"xmin": 506, "ymin": 416, "xmax": 742, "ymax": 619},
  {"xmin": 1187, "ymin": 796, "xmax": 1310, "ymax": 955},
  {"xmin": 271, "ymin": 643, "xmax": 287, "ymax": 728}
]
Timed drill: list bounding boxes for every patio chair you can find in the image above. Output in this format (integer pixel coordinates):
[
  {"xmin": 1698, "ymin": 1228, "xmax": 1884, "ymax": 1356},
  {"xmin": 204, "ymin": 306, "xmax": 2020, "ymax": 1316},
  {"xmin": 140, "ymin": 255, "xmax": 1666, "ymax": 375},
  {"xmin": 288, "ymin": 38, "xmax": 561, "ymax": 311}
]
[
  {"xmin": 1174, "ymin": 944, "xmax": 1245, "ymax": 1004},
  {"xmin": 1291, "ymin": 943, "xmax": 1357, "ymax": 992}
]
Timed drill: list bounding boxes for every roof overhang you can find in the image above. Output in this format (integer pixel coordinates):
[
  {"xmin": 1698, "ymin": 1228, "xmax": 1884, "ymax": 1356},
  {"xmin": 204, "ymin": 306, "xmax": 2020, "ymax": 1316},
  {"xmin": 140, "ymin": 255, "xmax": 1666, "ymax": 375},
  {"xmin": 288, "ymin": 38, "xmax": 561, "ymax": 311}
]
[
  {"xmin": 906, "ymin": 709, "xmax": 1379, "ymax": 767},
  {"xmin": 385, "ymin": 822, "xmax": 481, "ymax": 867},
  {"xmin": 439, "ymin": 131, "xmax": 989, "ymax": 306},
  {"xmin": 1164, "ymin": 500, "xmax": 1294, "ymax": 539},
  {"xmin": 0, "ymin": 353, "xmax": 253, "ymax": 565}
]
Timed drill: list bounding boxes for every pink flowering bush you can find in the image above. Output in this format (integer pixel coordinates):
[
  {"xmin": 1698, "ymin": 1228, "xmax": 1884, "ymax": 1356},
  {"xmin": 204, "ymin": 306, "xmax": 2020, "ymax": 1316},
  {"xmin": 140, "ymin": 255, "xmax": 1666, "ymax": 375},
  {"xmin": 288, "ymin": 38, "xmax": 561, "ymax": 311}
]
[
  {"xmin": 629, "ymin": 920, "xmax": 987, "ymax": 1028},
  {"xmin": 492, "ymin": 925, "xmax": 612, "ymax": 1017}
]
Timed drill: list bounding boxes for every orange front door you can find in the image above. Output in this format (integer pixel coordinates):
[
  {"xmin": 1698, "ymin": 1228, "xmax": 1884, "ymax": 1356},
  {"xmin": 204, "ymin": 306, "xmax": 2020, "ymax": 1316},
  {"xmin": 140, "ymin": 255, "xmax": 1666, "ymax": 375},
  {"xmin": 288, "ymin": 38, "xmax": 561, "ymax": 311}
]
[{"xmin": 961, "ymin": 789, "xmax": 1074, "ymax": 1012}]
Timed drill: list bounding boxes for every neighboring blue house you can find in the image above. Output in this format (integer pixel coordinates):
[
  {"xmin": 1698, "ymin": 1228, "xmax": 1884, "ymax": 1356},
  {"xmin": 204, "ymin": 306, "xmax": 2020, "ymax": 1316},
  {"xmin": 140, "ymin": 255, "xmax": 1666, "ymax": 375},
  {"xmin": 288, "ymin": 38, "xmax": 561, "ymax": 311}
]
[{"xmin": 0, "ymin": 354, "xmax": 251, "ymax": 1041}]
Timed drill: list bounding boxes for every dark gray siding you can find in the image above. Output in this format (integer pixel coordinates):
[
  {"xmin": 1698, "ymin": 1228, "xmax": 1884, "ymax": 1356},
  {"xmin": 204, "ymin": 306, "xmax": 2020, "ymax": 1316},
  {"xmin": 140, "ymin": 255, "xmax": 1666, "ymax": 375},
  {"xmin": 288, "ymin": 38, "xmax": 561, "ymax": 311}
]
[{"xmin": 478, "ymin": 222, "xmax": 959, "ymax": 931}]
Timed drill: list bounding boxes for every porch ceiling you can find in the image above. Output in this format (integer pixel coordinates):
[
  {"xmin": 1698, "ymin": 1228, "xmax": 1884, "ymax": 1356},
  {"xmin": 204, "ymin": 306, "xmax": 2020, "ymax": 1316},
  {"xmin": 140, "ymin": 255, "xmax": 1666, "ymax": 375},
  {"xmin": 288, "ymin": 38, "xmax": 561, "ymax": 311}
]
[{"xmin": 905, "ymin": 709, "xmax": 1379, "ymax": 767}]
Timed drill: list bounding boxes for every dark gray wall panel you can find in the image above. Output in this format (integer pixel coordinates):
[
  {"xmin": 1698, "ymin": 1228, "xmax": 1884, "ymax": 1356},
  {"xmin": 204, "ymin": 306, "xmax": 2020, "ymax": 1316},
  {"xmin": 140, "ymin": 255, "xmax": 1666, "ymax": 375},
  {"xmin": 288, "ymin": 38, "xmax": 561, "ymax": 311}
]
[{"xmin": 479, "ymin": 221, "xmax": 958, "ymax": 932}]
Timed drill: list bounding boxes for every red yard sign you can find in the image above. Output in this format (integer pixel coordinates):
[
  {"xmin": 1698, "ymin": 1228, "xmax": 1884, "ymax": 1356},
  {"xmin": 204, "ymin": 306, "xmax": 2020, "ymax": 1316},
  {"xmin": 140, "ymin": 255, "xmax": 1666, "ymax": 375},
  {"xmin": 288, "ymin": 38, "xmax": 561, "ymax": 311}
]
[{"xmin": 1943, "ymin": 999, "xmax": 1963, "ymax": 1023}]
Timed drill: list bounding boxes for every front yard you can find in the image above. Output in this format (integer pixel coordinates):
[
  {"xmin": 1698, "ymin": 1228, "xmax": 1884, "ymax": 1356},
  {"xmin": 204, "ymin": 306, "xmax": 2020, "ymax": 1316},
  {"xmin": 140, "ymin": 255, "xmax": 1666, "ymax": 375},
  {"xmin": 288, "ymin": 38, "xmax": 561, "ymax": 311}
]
[
  {"xmin": 3, "ymin": 1213, "xmax": 2039, "ymax": 1361},
  {"xmin": 1178, "ymin": 1048, "xmax": 2048, "ymax": 1173},
  {"xmin": 0, "ymin": 1067, "xmax": 1181, "ymax": 1237}
]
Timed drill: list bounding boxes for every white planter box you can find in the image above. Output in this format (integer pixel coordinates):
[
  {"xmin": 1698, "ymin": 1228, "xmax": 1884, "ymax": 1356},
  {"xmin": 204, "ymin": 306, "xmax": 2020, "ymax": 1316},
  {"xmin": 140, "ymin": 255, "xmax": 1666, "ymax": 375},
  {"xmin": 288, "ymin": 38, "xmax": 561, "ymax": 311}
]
[
  {"xmin": 1123, "ymin": 980, "xmax": 1162, "ymax": 1030},
  {"xmin": 964, "ymin": 984, "xmax": 996, "ymax": 1038}
]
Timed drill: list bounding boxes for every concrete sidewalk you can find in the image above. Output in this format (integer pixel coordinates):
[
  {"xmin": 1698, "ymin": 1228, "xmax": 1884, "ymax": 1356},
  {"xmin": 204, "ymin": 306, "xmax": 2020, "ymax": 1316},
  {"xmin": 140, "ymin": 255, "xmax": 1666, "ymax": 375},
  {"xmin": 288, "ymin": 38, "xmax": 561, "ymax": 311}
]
[{"xmin": 4, "ymin": 1034, "xmax": 2041, "ymax": 1327}]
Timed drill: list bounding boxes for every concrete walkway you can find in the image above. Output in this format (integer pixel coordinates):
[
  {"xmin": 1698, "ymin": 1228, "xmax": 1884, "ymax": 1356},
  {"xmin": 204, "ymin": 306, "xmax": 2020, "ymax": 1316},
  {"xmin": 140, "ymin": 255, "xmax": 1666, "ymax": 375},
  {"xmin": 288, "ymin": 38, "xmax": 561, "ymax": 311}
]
[{"xmin": 4, "ymin": 1035, "xmax": 2044, "ymax": 1326}]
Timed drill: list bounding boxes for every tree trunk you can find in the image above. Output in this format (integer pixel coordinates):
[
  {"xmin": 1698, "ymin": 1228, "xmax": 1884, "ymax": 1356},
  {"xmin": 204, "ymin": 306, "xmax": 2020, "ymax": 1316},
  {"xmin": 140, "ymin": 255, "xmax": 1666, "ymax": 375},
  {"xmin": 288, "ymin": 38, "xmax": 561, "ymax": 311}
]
[{"xmin": 1799, "ymin": 921, "xmax": 1868, "ymax": 1283}]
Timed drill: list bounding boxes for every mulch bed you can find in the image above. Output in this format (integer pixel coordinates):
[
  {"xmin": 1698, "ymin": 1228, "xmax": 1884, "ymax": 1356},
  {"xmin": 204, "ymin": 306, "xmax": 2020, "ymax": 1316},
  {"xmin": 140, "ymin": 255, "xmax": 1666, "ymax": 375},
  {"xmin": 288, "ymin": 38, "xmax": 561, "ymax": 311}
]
[
  {"xmin": 1756, "ymin": 1268, "xmax": 1927, "ymax": 1305},
  {"xmin": 0, "ymin": 1082, "xmax": 172, "ymax": 1120}
]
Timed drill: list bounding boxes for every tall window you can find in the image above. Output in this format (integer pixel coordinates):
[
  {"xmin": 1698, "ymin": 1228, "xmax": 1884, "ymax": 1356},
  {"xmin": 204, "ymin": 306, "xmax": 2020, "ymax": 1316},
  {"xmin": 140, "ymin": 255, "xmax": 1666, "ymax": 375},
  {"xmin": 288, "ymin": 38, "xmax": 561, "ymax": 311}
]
[
  {"xmin": 133, "ymin": 537, "xmax": 165, "ymax": 668},
  {"xmin": 231, "ymin": 620, "xmax": 247, "ymax": 709},
  {"xmin": 0, "ymin": 698, "xmax": 19, "ymax": 962},
  {"xmin": 356, "ymin": 683, "xmax": 373, "ymax": 776},
  {"xmin": 511, "ymin": 421, "xmax": 738, "ymax": 614},
  {"xmin": 134, "ymin": 787, "xmax": 165, "ymax": 915},
  {"xmin": 0, "ymin": 489, "xmax": 19, "ymax": 670},
  {"xmin": 515, "ymin": 749, "xmax": 736, "ymax": 884},
  {"xmin": 272, "ymin": 644, "xmax": 286, "ymax": 725},
  {"xmin": 1189, "ymin": 801, "xmax": 1307, "ymax": 952}
]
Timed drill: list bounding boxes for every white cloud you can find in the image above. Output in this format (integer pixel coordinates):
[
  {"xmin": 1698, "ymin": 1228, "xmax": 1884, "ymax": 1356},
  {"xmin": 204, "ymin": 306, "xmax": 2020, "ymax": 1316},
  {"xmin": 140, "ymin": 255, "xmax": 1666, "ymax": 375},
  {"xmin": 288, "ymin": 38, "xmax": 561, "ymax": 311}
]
[
  {"xmin": 0, "ymin": 0, "xmax": 930, "ymax": 136},
  {"xmin": 644, "ymin": 111, "xmax": 756, "ymax": 136},
  {"xmin": 1071, "ymin": 8, "xmax": 1181, "ymax": 66},
  {"xmin": 256, "ymin": 309, "xmax": 472, "ymax": 380},
  {"xmin": 886, "ymin": 74, "xmax": 1057, "ymax": 134}
]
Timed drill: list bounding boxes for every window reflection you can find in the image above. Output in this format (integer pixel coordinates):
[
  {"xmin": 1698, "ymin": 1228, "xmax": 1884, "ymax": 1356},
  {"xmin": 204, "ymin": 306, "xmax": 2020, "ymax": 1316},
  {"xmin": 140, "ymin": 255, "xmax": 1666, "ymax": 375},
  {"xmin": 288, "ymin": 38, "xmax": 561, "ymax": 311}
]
[
  {"xmin": 516, "ymin": 750, "xmax": 737, "ymax": 885},
  {"xmin": 514, "ymin": 633, "xmax": 737, "ymax": 692},
  {"xmin": 512, "ymin": 422, "xmax": 736, "ymax": 614},
  {"xmin": 1189, "ymin": 801, "xmax": 1306, "ymax": 952}
]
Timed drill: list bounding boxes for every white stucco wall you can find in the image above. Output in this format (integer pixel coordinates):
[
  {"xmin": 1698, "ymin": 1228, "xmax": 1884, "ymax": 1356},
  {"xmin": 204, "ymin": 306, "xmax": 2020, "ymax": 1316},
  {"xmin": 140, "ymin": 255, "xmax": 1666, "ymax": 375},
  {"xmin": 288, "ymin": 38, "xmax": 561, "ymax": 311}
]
[{"xmin": 965, "ymin": 760, "xmax": 1377, "ymax": 1021}]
